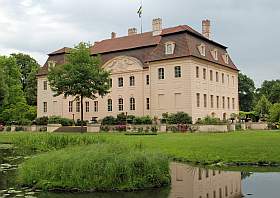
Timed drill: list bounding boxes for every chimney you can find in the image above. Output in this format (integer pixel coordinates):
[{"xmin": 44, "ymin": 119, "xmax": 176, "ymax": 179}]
[
  {"xmin": 202, "ymin": 19, "xmax": 211, "ymax": 39},
  {"xmin": 128, "ymin": 28, "xmax": 137, "ymax": 36},
  {"xmin": 111, "ymin": 32, "xmax": 117, "ymax": 39},
  {"xmin": 152, "ymin": 18, "xmax": 162, "ymax": 36}
]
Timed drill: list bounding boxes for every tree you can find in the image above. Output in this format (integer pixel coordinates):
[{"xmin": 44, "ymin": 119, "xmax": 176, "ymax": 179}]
[
  {"xmin": 0, "ymin": 64, "xmax": 7, "ymax": 110},
  {"xmin": 11, "ymin": 53, "xmax": 40, "ymax": 106},
  {"xmin": 238, "ymin": 73, "xmax": 256, "ymax": 111},
  {"xmin": 254, "ymin": 95, "xmax": 272, "ymax": 119},
  {"xmin": 256, "ymin": 80, "xmax": 280, "ymax": 104},
  {"xmin": 0, "ymin": 55, "xmax": 34, "ymax": 124},
  {"xmin": 269, "ymin": 103, "xmax": 280, "ymax": 123},
  {"xmin": 48, "ymin": 42, "xmax": 111, "ymax": 131}
]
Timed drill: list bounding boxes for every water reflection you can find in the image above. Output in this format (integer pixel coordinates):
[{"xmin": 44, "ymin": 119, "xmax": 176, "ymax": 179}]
[{"xmin": 170, "ymin": 163, "xmax": 242, "ymax": 198}]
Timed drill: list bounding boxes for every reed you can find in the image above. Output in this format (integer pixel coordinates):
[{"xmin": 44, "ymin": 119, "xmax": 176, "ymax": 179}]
[{"xmin": 17, "ymin": 143, "xmax": 170, "ymax": 191}]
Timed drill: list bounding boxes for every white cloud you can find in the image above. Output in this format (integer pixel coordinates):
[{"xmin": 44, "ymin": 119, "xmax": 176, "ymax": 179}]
[{"xmin": 0, "ymin": 0, "xmax": 279, "ymax": 85}]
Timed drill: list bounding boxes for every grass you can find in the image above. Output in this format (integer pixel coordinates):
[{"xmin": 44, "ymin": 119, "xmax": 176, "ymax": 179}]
[
  {"xmin": 0, "ymin": 133, "xmax": 106, "ymax": 152},
  {"xmin": 17, "ymin": 143, "xmax": 170, "ymax": 191},
  {"xmin": 1, "ymin": 130, "xmax": 280, "ymax": 165}
]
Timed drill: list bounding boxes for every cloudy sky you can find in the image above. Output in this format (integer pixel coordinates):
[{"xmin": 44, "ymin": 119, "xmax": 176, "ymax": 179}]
[{"xmin": 0, "ymin": 0, "xmax": 279, "ymax": 87}]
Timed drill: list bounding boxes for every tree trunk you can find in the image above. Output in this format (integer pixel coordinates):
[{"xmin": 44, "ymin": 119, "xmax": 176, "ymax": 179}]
[{"xmin": 80, "ymin": 95, "xmax": 84, "ymax": 133}]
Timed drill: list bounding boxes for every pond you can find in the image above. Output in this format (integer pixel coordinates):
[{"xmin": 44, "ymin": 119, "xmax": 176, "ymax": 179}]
[{"xmin": 1, "ymin": 145, "xmax": 280, "ymax": 198}]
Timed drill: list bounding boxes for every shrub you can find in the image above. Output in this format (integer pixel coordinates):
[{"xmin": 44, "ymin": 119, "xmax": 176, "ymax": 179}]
[
  {"xmin": 166, "ymin": 112, "xmax": 192, "ymax": 124},
  {"xmin": 133, "ymin": 116, "xmax": 153, "ymax": 125},
  {"xmin": 6, "ymin": 126, "xmax": 11, "ymax": 131},
  {"xmin": 115, "ymin": 125, "xmax": 126, "ymax": 132},
  {"xmin": 127, "ymin": 115, "xmax": 136, "ymax": 124},
  {"xmin": 15, "ymin": 126, "xmax": 24, "ymax": 131},
  {"xmin": 75, "ymin": 119, "xmax": 88, "ymax": 126},
  {"xmin": 235, "ymin": 123, "xmax": 242, "ymax": 130},
  {"xmin": 35, "ymin": 116, "xmax": 49, "ymax": 125},
  {"xmin": 102, "ymin": 116, "xmax": 116, "ymax": 125},
  {"xmin": 196, "ymin": 116, "xmax": 227, "ymax": 125},
  {"xmin": 116, "ymin": 113, "xmax": 126, "ymax": 125},
  {"xmin": 48, "ymin": 116, "xmax": 74, "ymax": 126},
  {"xmin": 18, "ymin": 144, "xmax": 170, "ymax": 191}
]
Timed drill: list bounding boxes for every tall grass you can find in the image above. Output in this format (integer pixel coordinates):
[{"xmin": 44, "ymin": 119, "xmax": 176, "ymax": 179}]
[
  {"xmin": 11, "ymin": 133, "xmax": 106, "ymax": 152},
  {"xmin": 17, "ymin": 143, "xmax": 170, "ymax": 191}
]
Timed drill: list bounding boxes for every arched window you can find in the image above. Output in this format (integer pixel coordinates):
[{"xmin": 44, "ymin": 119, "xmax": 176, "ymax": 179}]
[
  {"xmin": 118, "ymin": 98, "xmax": 123, "ymax": 111},
  {"xmin": 108, "ymin": 99, "xmax": 112, "ymax": 112},
  {"xmin": 130, "ymin": 97, "xmax": 135, "ymax": 111},
  {"xmin": 129, "ymin": 76, "xmax": 135, "ymax": 86}
]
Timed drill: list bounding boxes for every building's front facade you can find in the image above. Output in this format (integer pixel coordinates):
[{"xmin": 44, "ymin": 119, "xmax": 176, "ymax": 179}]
[{"xmin": 37, "ymin": 18, "xmax": 239, "ymax": 122}]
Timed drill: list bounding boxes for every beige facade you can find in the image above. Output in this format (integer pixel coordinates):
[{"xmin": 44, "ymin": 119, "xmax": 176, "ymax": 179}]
[
  {"xmin": 37, "ymin": 19, "xmax": 239, "ymax": 122},
  {"xmin": 170, "ymin": 163, "xmax": 242, "ymax": 198}
]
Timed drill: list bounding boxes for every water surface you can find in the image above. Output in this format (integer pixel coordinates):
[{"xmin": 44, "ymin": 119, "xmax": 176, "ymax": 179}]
[{"xmin": 1, "ymin": 145, "xmax": 280, "ymax": 198}]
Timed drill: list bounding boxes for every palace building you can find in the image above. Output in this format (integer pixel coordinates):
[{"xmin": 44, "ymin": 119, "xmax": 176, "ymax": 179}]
[{"xmin": 37, "ymin": 18, "xmax": 239, "ymax": 122}]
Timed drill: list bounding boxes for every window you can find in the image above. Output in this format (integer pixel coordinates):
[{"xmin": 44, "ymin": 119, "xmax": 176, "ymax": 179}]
[
  {"xmin": 109, "ymin": 78, "xmax": 112, "ymax": 88},
  {"xmin": 165, "ymin": 42, "xmax": 175, "ymax": 54},
  {"xmin": 146, "ymin": 75, "xmax": 150, "ymax": 85},
  {"xmin": 213, "ymin": 190, "xmax": 216, "ymax": 198},
  {"xmin": 210, "ymin": 70, "xmax": 213, "ymax": 81},
  {"xmin": 85, "ymin": 102, "xmax": 90, "ymax": 112},
  {"xmin": 108, "ymin": 99, "xmax": 112, "ymax": 112},
  {"xmin": 203, "ymin": 68, "xmax": 207, "ymax": 80},
  {"xmin": 204, "ymin": 94, "xmax": 207, "ymax": 108},
  {"xmin": 47, "ymin": 60, "xmax": 56, "ymax": 68},
  {"xmin": 198, "ymin": 43, "xmax": 206, "ymax": 56},
  {"xmin": 69, "ymin": 101, "xmax": 73, "ymax": 112},
  {"xmin": 232, "ymin": 76, "xmax": 235, "ymax": 86},
  {"xmin": 219, "ymin": 188, "xmax": 222, "ymax": 198},
  {"xmin": 213, "ymin": 170, "xmax": 216, "ymax": 176},
  {"xmin": 196, "ymin": 93, "xmax": 200, "ymax": 107},
  {"xmin": 158, "ymin": 68, "xmax": 165, "ymax": 80},
  {"xmin": 43, "ymin": 102, "xmax": 47, "ymax": 113},
  {"xmin": 211, "ymin": 95, "xmax": 214, "ymax": 108},
  {"xmin": 232, "ymin": 98, "xmax": 235, "ymax": 110},
  {"xmin": 94, "ymin": 101, "xmax": 98, "ymax": 112},
  {"xmin": 216, "ymin": 96, "xmax": 219, "ymax": 108},
  {"xmin": 43, "ymin": 81, "xmax": 47, "ymax": 90},
  {"xmin": 227, "ymin": 74, "xmax": 230, "ymax": 84},
  {"xmin": 174, "ymin": 66, "xmax": 181, "ymax": 78},
  {"xmin": 216, "ymin": 72, "xmax": 219, "ymax": 82},
  {"xmin": 76, "ymin": 101, "xmax": 80, "ymax": 112},
  {"xmin": 222, "ymin": 97, "xmax": 225, "ymax": 109},
  {"xmin": 212, "ymin": 49, "xmax": 218, "ymax": 60},
  {"xmin": 146, "ymin": 98, "xmax": 150, "ymax": 110},
  {"xmin": 118, "ymin": 77, "xmax": 123, "ymax": 87},
  {"xmin": 222, "ymin": 73, "xmax": 225, "ymax": 83},
  {"xmin": 206, "ymin": 169, "xmax": 209, "ymax": 178},
  {"xmin": 196, "ymin": 67, "xmax": 199, "ymax": 78},
  {"xmin": 228, "ymin": 97, "xmax": 230, "ymax": 109},
  {"xmin": 223, "ymin": 53, "xmax": 229, "ymax": 64},
  {"xmin": 129, "ymin": 76, "xmax": 135, "ymax": 86},
  {"xmin": 118, "ymin": 98, "xmax": 124, "ymax": 111},
  {"xmin": 130, "ymin": 97, "xmax": 136, "ymax": 111}
]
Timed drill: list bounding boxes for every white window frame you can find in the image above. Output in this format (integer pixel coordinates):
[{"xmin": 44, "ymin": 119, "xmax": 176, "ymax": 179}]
[
  {"xmin": 158, "ymin": 68, "xmax": 165, "ymax": 80},
  {"xmin": 130, "ymin": 97, "xmax": 136, "ymax": 111},
  {"xmin": 118, "ymin": 77, "xmax": 123, "ymax": 87},
  {"xmin": 108, "ymin": 99, "xmax": 112, "ymax": 112},
  {"xmin": 129, "ymin": 76, "xmax": 135, "ymax": 86},
  {"xmin": 165, "ymin": 42, "xmax": 175, "ymax": 55},
  {"xmin": 118, "ymin": 98, "xmax": 124, "ymax": 111},
  {"xmin": 174, "ymin": 66, "xmax": 181, "ymax": 78},
  {"xmin": 85, "ymin": 101, "xmax": 90, "ymax": 112}
]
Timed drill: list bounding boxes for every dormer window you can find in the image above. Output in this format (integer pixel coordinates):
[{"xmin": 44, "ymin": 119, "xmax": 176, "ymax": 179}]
[
  {"xmin": 211, "ymin": 49, "xmax": 218, "ymax": 60},
  {"xmin": 48, "ymin": 60, "xmax": 56, "ymax": 68},
  {"xmin": 222, "ymin": 53, "xmax": 229, "ymax": 64},
  {"xmin": 165, "ymin": 42, "xmax": 175, "ymax": 55},
  {"xmin": 198, "ymin": 43, "xmax": 206, "ymax": 56}
]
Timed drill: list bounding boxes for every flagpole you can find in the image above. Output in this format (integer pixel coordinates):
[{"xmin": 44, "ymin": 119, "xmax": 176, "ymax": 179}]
[{"xmin": 140, "ymin": 0, "xmax": 143, "ymax": 34}]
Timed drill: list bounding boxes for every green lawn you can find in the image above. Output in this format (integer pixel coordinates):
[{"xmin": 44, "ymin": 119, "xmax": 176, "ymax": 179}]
[{"xmin": 1, "ymin": 130, "xmax": 280, "ymax": 165}]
